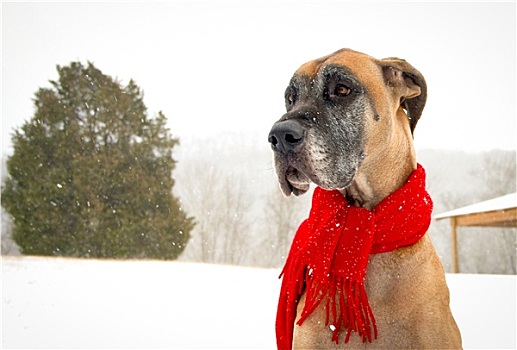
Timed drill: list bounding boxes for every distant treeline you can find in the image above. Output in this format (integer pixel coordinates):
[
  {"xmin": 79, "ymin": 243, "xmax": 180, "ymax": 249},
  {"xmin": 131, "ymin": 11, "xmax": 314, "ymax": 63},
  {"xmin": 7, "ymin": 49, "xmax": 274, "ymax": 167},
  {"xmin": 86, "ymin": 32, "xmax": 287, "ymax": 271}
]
[{"xmin": 3, "ymin": 134, "xmax": 516, "ymax": 274}]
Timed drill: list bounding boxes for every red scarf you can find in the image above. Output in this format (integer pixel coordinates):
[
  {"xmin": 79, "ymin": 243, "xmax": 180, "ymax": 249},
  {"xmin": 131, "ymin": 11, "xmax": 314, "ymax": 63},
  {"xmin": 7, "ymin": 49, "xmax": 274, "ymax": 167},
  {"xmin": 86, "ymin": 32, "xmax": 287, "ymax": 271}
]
[{"xmin": 276, "ymin": 164, "xmax": 433, "ymax": 349}]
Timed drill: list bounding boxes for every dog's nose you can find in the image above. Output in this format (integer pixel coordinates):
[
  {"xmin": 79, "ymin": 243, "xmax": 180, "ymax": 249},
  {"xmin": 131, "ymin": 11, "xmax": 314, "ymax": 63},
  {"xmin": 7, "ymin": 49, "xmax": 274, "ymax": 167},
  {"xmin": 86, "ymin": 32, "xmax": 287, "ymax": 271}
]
[{"xmin": 268, "ymin": 120, "xmax": 305, "ymax": 153}]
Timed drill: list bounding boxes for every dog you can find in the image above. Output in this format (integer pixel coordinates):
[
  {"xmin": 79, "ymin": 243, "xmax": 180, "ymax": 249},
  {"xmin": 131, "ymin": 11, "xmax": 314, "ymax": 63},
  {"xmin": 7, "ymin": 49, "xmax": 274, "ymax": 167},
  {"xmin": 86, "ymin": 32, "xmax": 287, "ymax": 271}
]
[{"xmin": 268, "ymin": 48, "xmax": 461, "ymax": 349}]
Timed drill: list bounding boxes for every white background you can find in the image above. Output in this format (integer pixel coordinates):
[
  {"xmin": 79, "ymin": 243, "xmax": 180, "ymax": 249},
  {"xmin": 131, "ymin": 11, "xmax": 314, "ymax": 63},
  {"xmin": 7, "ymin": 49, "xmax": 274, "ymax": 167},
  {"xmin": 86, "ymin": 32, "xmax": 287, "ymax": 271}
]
[{"xmin": 2, "ymin": 1, "xmax": 516, "ymax": 154}]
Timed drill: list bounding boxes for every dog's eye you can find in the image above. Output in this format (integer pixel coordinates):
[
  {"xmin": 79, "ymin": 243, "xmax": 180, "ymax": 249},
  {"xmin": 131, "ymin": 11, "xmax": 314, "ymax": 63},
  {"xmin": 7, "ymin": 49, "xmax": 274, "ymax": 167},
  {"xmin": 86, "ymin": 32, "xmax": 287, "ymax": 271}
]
[{"xmin": 334, "ymin": 84, "xmax": 351, "ymax": 97}]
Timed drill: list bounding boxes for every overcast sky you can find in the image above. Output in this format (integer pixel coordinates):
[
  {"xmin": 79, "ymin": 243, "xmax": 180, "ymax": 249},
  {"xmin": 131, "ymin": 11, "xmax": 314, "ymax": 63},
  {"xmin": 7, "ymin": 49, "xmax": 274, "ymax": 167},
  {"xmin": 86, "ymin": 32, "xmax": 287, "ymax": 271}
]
[{"xmin": 2, "ymin": 1, "xmax": 516, "ymax": 155}]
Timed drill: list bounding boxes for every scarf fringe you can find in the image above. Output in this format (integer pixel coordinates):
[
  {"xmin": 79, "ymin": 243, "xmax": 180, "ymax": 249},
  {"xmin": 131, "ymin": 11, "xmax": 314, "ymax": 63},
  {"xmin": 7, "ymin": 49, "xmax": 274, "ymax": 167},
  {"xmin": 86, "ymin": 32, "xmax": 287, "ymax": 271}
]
[{"xmin": 296, "ymin": 269, "xmax": 378, "ymax": 344}]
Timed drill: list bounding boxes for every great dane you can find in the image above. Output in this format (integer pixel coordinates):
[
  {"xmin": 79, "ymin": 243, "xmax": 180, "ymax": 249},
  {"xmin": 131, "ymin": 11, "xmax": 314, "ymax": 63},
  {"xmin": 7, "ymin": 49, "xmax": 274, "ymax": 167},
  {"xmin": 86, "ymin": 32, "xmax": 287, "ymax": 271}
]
[{"xmin": 268, "ymin": 48, "xmax": 461, "ymax": 349}]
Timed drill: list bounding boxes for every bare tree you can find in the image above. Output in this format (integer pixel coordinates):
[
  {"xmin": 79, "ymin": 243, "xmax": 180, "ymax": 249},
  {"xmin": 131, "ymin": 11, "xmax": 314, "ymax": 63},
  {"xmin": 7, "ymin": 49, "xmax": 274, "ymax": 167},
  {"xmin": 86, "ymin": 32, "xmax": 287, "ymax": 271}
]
[
  {"xmin": 260, "ymin": 186, "xmax": 311, "ymax": 267},
  {"xmin": 1, "ymin": 155, "xmax": 20, "ymax": 256},
  {"xmin": 1, "ymin": 209, "xmax": 20, "ymax": 256},
  {"xmin": 176, "ymin": 161, "xmax": 222, "ymax": 263},
  {"xmin": 218, "ymin": 176, "xmax": 254, "ymax": 264},
  {"xmin": 174, "ymin": 136, "xmax": 257, "ymax": 265},
  {"xmin": 475, "ymin": 150, "xmax": 516, "ymax": 200}
]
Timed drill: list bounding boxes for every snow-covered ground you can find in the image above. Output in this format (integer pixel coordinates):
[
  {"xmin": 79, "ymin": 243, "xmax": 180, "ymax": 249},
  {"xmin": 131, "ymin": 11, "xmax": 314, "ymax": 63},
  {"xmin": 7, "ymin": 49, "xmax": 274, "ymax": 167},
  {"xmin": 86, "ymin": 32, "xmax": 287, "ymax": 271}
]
[{"xmin": 2, "ymin": 256, "xmax": 515, "ymax": 349}]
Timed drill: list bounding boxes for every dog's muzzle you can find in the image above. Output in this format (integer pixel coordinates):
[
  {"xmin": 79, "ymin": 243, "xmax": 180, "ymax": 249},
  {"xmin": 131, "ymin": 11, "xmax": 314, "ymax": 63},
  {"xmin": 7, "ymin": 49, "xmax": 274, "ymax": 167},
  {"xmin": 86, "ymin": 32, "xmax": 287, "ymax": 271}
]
[
  {"xmin": 268, "ymin": 119, "xmax": 312, "ymax": 196},
  {"xmin": 268, "ymin": 119, "xmax": 305, "ymax": 154}
]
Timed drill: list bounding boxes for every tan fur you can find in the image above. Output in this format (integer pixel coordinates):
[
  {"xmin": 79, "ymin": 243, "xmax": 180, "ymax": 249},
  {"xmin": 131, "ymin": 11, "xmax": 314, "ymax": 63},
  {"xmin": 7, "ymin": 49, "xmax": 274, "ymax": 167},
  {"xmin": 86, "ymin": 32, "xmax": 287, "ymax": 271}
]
[{"xmin": 289, "ymin": 49, "xmax": 462, "ymax": 349}]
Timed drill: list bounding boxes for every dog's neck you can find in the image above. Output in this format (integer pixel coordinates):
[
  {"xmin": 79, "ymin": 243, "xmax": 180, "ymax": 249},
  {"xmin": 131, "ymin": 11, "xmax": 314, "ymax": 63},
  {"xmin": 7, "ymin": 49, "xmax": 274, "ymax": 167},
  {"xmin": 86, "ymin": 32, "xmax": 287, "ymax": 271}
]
[
  {"xmin": 344, "ymin": 160, "xmax": 416, "ymax": 211},
  {"xmin": 343, "ymin": 125, "xmax": 417, "ymax": 211}
]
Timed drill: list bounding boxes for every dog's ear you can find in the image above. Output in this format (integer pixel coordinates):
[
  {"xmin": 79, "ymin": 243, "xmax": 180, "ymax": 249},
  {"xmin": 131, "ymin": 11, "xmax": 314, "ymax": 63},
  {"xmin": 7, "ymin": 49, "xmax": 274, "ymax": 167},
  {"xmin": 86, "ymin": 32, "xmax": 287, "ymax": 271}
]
[{"xmin": 380, "ymin": 57, "xmax": 427, "ymax": 134}]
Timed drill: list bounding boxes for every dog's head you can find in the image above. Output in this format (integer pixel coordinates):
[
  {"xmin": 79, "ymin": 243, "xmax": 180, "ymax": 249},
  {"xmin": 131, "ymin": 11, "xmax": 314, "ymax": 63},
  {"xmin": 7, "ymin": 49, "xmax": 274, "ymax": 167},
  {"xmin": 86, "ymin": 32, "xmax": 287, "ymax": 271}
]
[{"xmin": 268, "ymin": 48, "xmax": 426, "ymax": 197}]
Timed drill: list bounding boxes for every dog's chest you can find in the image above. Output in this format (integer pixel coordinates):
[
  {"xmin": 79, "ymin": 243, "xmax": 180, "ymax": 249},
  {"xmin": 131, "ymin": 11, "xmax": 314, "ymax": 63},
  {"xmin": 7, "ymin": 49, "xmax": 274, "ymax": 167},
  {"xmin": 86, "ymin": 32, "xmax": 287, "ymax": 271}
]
[{"xmin": 292, "ymin": 236, "xmax": 438, "ymax": 348}]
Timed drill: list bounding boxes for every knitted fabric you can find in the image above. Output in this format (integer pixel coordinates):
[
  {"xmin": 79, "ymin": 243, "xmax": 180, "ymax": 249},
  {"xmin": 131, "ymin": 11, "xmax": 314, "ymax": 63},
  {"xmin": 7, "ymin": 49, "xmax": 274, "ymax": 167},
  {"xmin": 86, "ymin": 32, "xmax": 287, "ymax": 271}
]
[{"xmin": 276, "ymin": 164, "xmax": 433, "ymax": 350}]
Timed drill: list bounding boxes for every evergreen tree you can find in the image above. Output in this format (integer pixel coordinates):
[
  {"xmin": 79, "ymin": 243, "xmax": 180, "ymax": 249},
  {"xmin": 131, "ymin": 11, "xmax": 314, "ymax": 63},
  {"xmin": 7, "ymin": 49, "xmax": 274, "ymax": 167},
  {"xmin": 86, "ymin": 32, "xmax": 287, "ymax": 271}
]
[{"xmin": 2, "ymin": 62, "xmax": 194, "ymax": 259}]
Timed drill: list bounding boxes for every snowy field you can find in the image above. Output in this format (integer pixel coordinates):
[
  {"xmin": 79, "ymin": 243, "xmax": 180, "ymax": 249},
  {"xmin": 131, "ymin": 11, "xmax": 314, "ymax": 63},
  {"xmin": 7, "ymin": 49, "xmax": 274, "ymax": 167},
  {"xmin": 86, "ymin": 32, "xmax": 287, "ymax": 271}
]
[{"xmin": 2, "ymin": 256, "xmax": 515, "ymax": 349}]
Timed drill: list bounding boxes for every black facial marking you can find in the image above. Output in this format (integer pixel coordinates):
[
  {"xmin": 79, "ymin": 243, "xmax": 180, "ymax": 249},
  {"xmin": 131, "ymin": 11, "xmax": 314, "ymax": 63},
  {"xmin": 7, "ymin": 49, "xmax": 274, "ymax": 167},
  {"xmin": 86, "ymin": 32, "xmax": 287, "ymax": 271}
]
[
  {"xmin": 320, "ymin": 64, "xmax": 364, "ymax": 99},
  {"xmin": 272, "ymin": 64, "xmax": 369, "ymax": 193}
]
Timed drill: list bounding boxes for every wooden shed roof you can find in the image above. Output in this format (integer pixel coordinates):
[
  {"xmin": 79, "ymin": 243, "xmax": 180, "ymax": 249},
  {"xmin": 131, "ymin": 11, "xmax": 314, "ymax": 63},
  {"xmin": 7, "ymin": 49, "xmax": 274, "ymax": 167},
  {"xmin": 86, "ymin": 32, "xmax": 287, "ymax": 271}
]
[{"xmin": 434, "ymin": 193, "xmax": 517, "ymax": 227}]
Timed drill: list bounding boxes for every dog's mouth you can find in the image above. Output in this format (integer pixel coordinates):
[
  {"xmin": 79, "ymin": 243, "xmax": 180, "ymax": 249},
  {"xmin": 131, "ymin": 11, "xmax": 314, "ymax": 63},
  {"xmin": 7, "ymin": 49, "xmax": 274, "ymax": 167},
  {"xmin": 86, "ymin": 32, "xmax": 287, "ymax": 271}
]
[
  {"xmin": 279, "ymin": 165, "xmax": 311, "ymax": 196},
  {"xmin": 273, "ymin": 144, "xmax": 361, "ymax": 197},
  {"xmin": 278, "ymin": 161, "xmax": 359, "ymax": 197}
]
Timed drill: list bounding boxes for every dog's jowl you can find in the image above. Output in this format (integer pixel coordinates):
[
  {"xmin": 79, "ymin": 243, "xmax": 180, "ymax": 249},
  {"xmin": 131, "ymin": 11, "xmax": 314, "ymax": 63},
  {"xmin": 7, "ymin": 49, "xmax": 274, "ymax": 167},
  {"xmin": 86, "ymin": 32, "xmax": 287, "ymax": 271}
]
[{"xmin": 269, "ymin": 48, "xmax": 462, "ymax": 350}]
